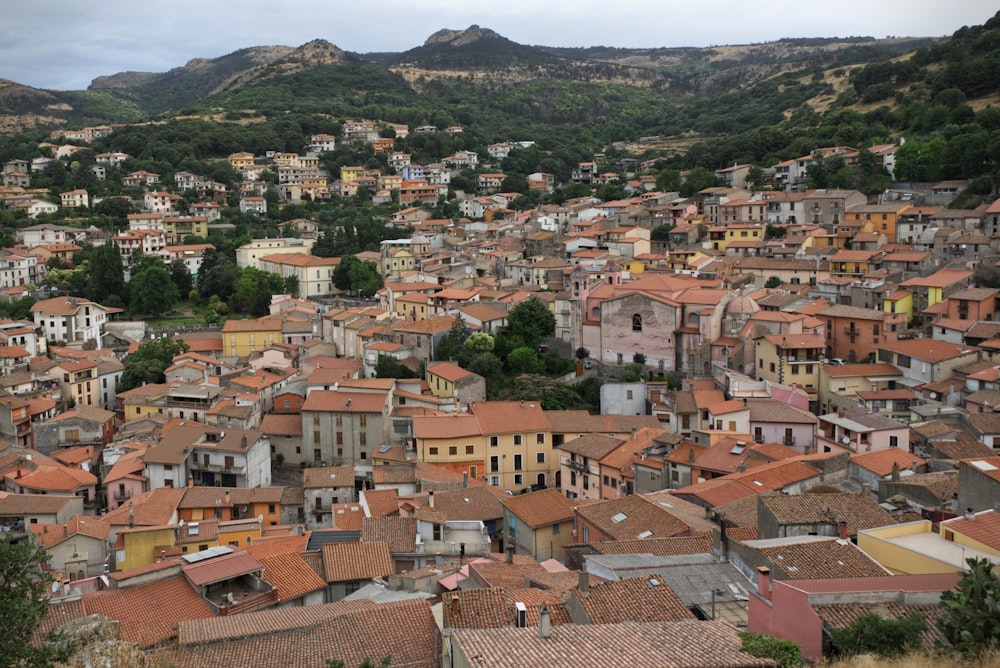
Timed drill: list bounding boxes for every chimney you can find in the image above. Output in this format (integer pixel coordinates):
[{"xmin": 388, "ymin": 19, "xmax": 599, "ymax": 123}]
[
  {"xmin": 538, "ymin": 603, "xmax": 552, "ymax": 639},
  {"xmin": 631, "ymin": 426, "xmax": 637, "ymax": 439},
  {"xmin": 187, "ymin": 474, "xmax": 194, "ymax": 487},
  {"xmin": 861, "ymin": 482, "xmax": 871, "ymax": 498},
  {"xmin": 225, "ymin": 489, "xmax": 231, "ymax": 506},
  {"xmin": 520, "ymin": 400, "xmax": 524, "ymax": 408},
  {"xmin": 241, "ymin": 434, "xmax": 248, "ymax": 449},
  {"xmin": 578, "ymin": 564, "xmax": 590, "ymax": 595},
  {"xmin": 428, "ymin": 490, "xmax": 434, "ymax": 509},
  {"xmin": 965, "ymin": 507, "xmax": 976, "ymax": 521},
  {"xmin": 462, "ymin": 472, "xmax": 468, "ymax": 489},
  {"xmin": 891, "ymin": 462, "xmax": 900, "ymax": 482},
  {"xmin": 62, "ymin": 525, "xmax": 68, "ymax": 538},
  {"xmin": 757, "ymin": 566, "xmax": 772, "ymax": 601},
  {"xmin": 450, "ymin": 594, "xmax": 459, "ymax": 618},
  {"xmin": 128, "ymin": 502, "xmax": 134, "ymax": 528},
  {"xmin": 506, "ymin": 544, "xmax": 514, "ymax": 563},
  {"xmin": 838, "ymin": 519, "xmax": 848, "ymax": 541}
]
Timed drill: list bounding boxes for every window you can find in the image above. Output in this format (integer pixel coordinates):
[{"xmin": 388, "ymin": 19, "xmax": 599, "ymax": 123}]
[
  {"xmin": 449, "ymin": 446, "xmax": 458, "ymax": 456},
  {"xmin": 536, "ymin": 452, "xmax": 545, "ymax": 464},
  {"xmin": 465, "ymin": 445, "xmax": 475, "ymax": 454},
  {"xmin": 336, "ymin": 432, "xmax": 343, "ymax": 445},
  {"xmin": 632, "ymin": 313, "xmax": 642, "ymax": 332},
  {"xmin": 513, "ymin": 474, "xmax": 523, "ymax": 485},
  {"xmin": 268, "ymin": 504, "xmax": 275, "ymax": 513},
  {"xmin": 536, "ymin": 433, "xmax": 545, "ymax": 445},
  {"xmin": 429, "ymin": 447, "xmax": 439, "ymax": 455},
  {"xmin": 359, "ymin": 415, "xmax": 367, "ymax": 427},
  {"xmin": 513, "ymin": 434, "xmax": 522, "ymax": 446},
  {"xmin": 490, "ymin": 475, "xmax": 500, "ymax": 486},
  {"xmin": 889, "ymin": 435, "xmax": 899, "ymax": 448},
  {"xmin": 514, "ymin": 454, "xmax": 523, "ymax": 471},
  {"xmin": 490, "ymin": 456, "xmax": 499, "ymax": 472},
  {"xmin": 360, "ymin": 451, "xmax": 367, "ymax": 460},
  {"xmin": 224, "ymin": 456, "xmax": 234, "ymax": 469},
  {"xmin": 490, "ymin": 436, "xmax": 499, "ymax": 447}
]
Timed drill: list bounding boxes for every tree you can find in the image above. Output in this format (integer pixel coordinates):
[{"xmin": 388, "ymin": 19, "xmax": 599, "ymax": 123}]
[
  {"xmin": 829, "ymin": 612, "xmax": 925, "ymax": 658},
  {"xmin": 507, "ymin": 347, "xmax": 544, "ymax": 375},
  {"xmin": 575, "ymin": 347, "xmax": 590, "ymax": 360},
  {"xmin": 738, "ymin": 632, "xmax": 803, "ymax": 668},
  {"xmin": 650, "ymin": 223, "xmax": 676, "ymax": 242},
  {"xmin": 764, "ymin": 276, "xmax": 782, "ymax": 289},
  {"xmin": 327, "ymin": 656, "xmax": 391, "ymax": 668},
  {"xmin": 119, "ymin": 338, "xmax": 189, "ymax": 392},
  {"xmin": 130, "ymin": 259, "xmax": 179, "ymax": 317},
  {"xmin": 938, "ymin": 556, "xmax": 1000, "ymax": 656},
  {"xmin": 374, "ymin": 355, "xmax": 418, "ymax": 379},
  {"xmin": 505, "ymin": 297, "xmax": 555, "ymax": 349},
  {"xmin": 0, "ymin": 534, "xmax": 75, "ymax": 667},
  {"xmin": 169, "ymin": 259, "xmax": 193, "ymax": 298},
  {"xmin": 464, "ymin": 333, "xmax": 495, "ymax": 354}
]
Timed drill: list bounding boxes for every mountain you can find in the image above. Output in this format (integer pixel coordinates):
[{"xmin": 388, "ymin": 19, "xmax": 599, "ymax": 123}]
[{"xmin": 2, "ymin": 19, "xmax": 996, "ymax": 142}]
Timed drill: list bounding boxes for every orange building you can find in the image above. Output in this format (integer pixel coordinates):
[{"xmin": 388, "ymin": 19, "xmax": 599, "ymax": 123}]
[{"xmin": 819, "ymin": 304, "xmax": 907, "ymax": 363}]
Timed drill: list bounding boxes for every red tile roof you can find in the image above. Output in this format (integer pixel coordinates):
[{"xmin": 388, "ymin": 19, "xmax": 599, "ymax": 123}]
[
  {"xmin": 82, "ymin": 575, "xmax": 214, "ymax": 647},
  {"xmin": 501, "ymin": 488, "xmax": 575, "ymax": 528},
  {"xmin": 259, "ymin": 552, "xmax": 327, "ymax": 602},
  {"xmin": 320, "ymin": 541, "xmax": 394, "ymax": 582}
]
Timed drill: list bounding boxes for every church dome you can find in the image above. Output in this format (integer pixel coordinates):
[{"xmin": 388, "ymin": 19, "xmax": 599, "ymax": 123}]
[{"xmin": 725, "ymin": 294, "xmax": 760, "ymax": 315}]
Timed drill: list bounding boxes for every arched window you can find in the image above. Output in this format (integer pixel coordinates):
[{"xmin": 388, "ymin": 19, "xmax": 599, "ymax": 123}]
[{"xmin": 632, "ymin": 314, "xmax": 642, "ymax": 332}]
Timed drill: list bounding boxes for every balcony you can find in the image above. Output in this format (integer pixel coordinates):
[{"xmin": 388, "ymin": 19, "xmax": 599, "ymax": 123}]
[
  {"xmin": 114, "ymin": 490, "xmax": 132, "ymax": 501},
  {"xmin": 843, "ymin": 327, "xmax": 860, "ymax": 336},
  {"xmin": 564, "ymin": 459, "xmax": 588, "ymax": 473}
]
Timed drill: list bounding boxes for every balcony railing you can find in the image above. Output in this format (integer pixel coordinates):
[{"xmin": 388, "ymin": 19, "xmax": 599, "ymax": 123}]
[{"xmin": 564, "ymin": 459, "xmax": 588, "ymax": 473}]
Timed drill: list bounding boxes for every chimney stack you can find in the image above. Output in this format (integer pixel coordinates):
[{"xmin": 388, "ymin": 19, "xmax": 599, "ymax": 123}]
[
  {"xmin": 128, "ymin": 502, "xmax": 134, "ymax": 528},
  {"xmin": 538, "ymin": 603, "xmax": 552, "ymax": 639},
  {"xmin": 463, "ymin": 472, "xmax": 468, "ymax": 489},
  {"xmin": 965, "ymin": 508, "xmax": 976, "ymax": 521},
  {"xmin": 578, "ymin": 564, "xmax": 589, "ymax": 595},
  {"xmin": 506, "ymin": 544, "xmax": 514, "ymax": 563},
  {"xmin": 450, "ymin": 594, "xmax": 459, "ymax": 618},
  {"xmin": 428, "ymin": 490, "xmax": 434, "ymax": 509},
  {"xmin": 838, "ymin": 519, "xmax": 848, "ymax": 541},
  {"xmin": 757, "ymin": 566, "xmax": 771, "ymax": 601},
  {"xmin": 861, "ymin": 482, "xmax": 871, "ymax": 498},
  {"xmin": 631, "ymin": 426, "xmax": 637, "ymax": 439}
]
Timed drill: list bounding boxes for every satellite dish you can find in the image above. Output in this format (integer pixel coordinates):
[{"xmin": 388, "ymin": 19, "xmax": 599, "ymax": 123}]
[
  {"xmin": 178, "ymin": 519, "xmax": 185, "ymax": 527},
  {"xmin": 257, "ymin": 514, "xmax": 264, "ymax": 524},
  {"xmin": 929, "ymin": 392, "xmax": 938, "ymax": 399},
  {"xmin": 51, "ymin": 581, "xmax": 60, "ymax": 593},
  {"xmin": 842, "ymin": 436, "xmax": 850, "ymax": 445}
]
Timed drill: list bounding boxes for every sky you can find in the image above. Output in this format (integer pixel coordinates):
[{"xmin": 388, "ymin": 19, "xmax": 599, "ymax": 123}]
[{"xmin": 3, "ymin": 1, "xmax": 997, "ymax": 91}]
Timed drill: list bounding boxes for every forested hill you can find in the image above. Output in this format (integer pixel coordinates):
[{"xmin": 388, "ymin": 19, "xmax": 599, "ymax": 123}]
[{"xmin": 0, "ymin": 12, "xmax": 998, "ymax": 179}]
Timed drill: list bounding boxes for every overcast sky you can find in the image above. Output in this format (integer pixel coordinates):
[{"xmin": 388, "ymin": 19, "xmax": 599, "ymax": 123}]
[{"xmin": 4, "ymin": 1, "xmax": 996, "ymax": 90}]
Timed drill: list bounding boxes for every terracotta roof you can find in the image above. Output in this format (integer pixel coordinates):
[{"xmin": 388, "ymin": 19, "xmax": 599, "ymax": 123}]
[
  {"xmin": 301, "ymin": 390, "xmax": 385, "ymax": 413},
  {"xmin": 444, "ymin": 587, "xmax": 570, "ymax": 629},
  {"xmin": 372, "ymin": 464, "xmax": 417, "ymax": 484},
  {"xmin": 729, "ymin": 459, "xmax": 822, "ymax": 492},
  {"xmin": 578, "ymin": 524, "xmax": 701, "ymax": 556},
  {"xmin": 259, "ymin": 552, "xmax": 327, "ymax": 602},
  {"xmin": 558, "ymin": 433, "xmax": 623, "ymax": 459},
  {"xmin": 448, "ymin": 619, "xmax": 772, "ymax": 668},
  {"xmin": 673, "ymin": 477, "xmax": 758, "ymax": 507},
  {"xmin": 82, "ymin": 575, "xmax": 214, "ymax": 647},
  {"xmin": 749, "ymin": 537, "xmax": 890, "ymax": 579},
  {"xmin": 758, "ymin": 493, "xmax": 897, "ymax": 537},
  {"xmin": 330, "ymin": 503, "xmax": 366, "ymax": 530},
  {"xmin": 302, "ymin": 465, "xmax": 355, "ymax": 489},
  {"xmin": 163, "ymin": 599, "xmax": 436, "ymax": 668},
  {"xmin": 472, "ymin": 400, "xmax": 550, "ymax": 434},
  {"xmin": 501, "ymin": 488, "xmax": 575, "ymax": 528},
  {"xmin": 31, "ymin": 515, "xmax": 110, "ymax": 549},
  {"xmin": 815, "ymin": 602, "xmax": 948, "ymax": 651},
  {"xmin": 361, "ymin": 516, "xmax": 417, "ymax": 552},
  {"xmin": 259, "ymin": 413, "xmax": 302, "ymax": 437},
  {"xmin": 102, "ymin": 487, "xmax": 185, "ymax": 527},
  {"xmin": 572, "ymin": 576, "xmax": 695, "ymax": 624},
  {"xmin": 747, "ymin": 399, "xmax": 818, "ymax": 424},
  {"xmin": 182, "ymin": 549, "xmax": 263, "ymax": 586},
  {"xmin": 361, "ymin": 488, "xmax": 399, "ymax": 518},
  {"xmin": 246, "ymin": 533, "xmax": 310, "ymax": 560},
  {"xmin": 850, "ymin": 449, "xmax": 926, "ymax": 476},
  {"xmin": 941, "ymin": 509, "xmax": 1000, "ymax": 552},
  {"xmin": 422, "ymin": 486, "xmax": 505, "ymax": 522},
  {"xmin": 576, "ymin": 494, "xmax": 690, "ymax": 541},
  {"xmin": 320, "ymin": 540, "xmax": 394, "ymax": 582}
]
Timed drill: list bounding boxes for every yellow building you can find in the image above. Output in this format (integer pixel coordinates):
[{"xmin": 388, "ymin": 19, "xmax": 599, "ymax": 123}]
[
  {"xmin": 119, "ymin": 383, "xmax": 169, "ymax": 422},
  {"xmin": 228, "ymin": 152, "xmax": 255, "ymax": 172},
  {"xmin": 414, "ymin": 401, "xmax": 555, "ymax": 492},
  {"xmin": 858, "ymin": 519, "xmax": 1000, "ymax": 575},
  {"xmin": 51, "ymin": 359, "xmax": 100, "ymax": 408},
  {"xmin": 883, "ymin": 289, "xmax": 913, "ymax": 324},
  {"xmin": 163, "ymin": 215, "xmax": 208, "ymax": 239},
  {"xmin": 257, "ymin": 253, "xmax": 341, "ymax": 299},
  {"xmin": 818, "ymin": 362, "xmax": 902, "ymax": 415},
  {"xmin": 846, "ymin": 203, "xmax": 907, "ymax": 244},
  {"xmin": 396, "ymin": 293, "xmax": 430, "ymax": 321},
  {"xmin": 222, "ymin": 318, "xmax": 282, "ymax": 358},
  {"xmin": 114, "ymin": 525, "xmax": 178, "ymax": 571},
  {"xmin": 706, "ymin": 222, "xmax": 765, "ymax": 252},
  {"xmin": 754, "ymin": 334, "xmax": 825, "ymax": 400},
  {"xmin": 340, "ymin": 165, "xmax": 378, "ymax": 182}
]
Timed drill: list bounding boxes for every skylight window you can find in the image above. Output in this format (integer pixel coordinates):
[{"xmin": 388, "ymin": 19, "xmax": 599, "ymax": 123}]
[
  {"xmin": 611, "ymin": 512, "xmax": 628, "ymax": 523},
  {"xmin": 636, "ymin": 530, "xmax": 653, "ymax": 539}
]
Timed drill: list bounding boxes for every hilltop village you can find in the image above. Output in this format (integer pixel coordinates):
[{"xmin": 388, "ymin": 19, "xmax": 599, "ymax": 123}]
[{"xmin": 3, "ymin": 118, "xmax": 1000, "ymax": 667}]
